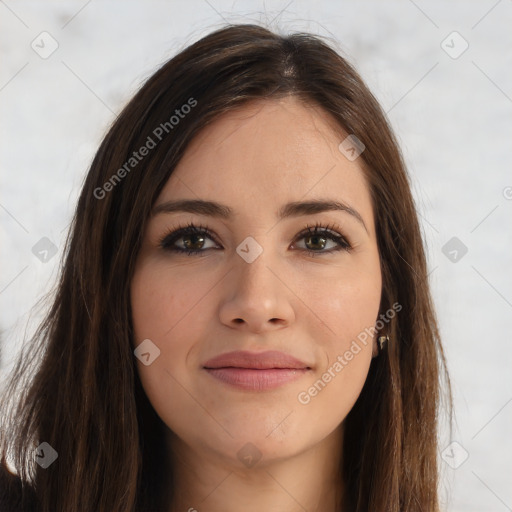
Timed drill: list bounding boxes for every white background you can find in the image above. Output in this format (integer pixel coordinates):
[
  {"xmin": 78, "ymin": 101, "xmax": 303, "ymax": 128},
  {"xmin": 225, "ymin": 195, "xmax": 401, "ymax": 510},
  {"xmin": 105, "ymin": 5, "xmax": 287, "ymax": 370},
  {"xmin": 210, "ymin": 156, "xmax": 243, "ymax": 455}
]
[{"xmin": 1, "ymin": 1, "xmax": 511, "ymax": 510}]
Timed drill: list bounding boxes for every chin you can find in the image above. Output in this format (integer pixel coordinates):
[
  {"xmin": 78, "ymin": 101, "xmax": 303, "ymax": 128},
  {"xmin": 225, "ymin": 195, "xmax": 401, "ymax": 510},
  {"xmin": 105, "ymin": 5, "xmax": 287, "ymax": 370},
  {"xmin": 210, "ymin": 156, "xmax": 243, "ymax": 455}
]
[{"xmin": 198, "ymin": 422, "xmax": 312, "ymax": 465}]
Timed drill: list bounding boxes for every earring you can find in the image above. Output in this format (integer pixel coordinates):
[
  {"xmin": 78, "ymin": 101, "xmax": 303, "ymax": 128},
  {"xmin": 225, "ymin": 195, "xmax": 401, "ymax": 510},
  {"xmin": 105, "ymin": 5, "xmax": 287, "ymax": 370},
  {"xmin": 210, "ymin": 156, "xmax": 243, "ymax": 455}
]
[{"xmin": 377, "ymin": 334, "xmax": 389, "ymax": 353}]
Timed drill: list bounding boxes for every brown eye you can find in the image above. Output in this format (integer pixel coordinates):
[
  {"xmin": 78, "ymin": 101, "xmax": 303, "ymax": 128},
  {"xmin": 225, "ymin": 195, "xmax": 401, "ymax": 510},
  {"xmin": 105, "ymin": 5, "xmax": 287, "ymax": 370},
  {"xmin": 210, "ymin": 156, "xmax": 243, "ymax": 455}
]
[
  {"xmin": 293, "ymin": 224, "xmax": 352, "ymax": 257},
  {"xmin": 159, "ymin": 224, "xmax": 219, "ymax": 256},
  {"xmin": 304, "ymin": 233, "xmax": 329, "ymax": 251}
]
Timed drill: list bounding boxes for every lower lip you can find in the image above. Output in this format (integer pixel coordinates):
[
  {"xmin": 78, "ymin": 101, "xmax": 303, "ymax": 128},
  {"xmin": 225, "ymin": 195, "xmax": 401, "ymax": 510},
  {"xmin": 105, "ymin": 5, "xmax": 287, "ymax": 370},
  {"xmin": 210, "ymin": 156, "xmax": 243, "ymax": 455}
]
[{"xmin": 204, "ymin": 368, "xmax": 310, "ymax": 391}]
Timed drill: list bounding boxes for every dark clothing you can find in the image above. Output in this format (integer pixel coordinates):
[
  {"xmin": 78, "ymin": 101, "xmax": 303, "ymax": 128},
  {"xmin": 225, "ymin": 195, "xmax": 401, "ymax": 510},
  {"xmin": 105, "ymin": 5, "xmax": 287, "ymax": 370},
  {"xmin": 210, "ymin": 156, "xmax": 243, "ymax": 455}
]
[{"xmin": 0, "ymin": 463, "xmax": 36, "ymax": 512}]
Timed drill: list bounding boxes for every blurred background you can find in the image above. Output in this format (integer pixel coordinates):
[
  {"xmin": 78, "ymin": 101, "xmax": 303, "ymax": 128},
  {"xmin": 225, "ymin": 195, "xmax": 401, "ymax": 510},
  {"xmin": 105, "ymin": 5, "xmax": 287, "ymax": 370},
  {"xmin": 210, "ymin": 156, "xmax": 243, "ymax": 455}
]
[{"xmin": 1, "ymin": 1, "xmax": 511, "ymax": 510}]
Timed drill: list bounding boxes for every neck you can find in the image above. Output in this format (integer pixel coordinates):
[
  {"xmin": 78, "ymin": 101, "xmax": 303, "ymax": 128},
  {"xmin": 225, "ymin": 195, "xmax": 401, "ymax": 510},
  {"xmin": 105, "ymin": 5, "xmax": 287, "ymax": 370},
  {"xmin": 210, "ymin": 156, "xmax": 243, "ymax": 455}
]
[{"xmin": 165, "ymin": 424, "xmax": 345, "ymax": 512}]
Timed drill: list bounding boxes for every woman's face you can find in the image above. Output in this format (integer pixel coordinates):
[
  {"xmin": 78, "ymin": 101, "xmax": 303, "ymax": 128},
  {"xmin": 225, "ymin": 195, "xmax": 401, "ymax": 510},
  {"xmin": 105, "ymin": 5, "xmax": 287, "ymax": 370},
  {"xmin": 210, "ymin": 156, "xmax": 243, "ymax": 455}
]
[{"xmin": 130, "ymin": 96, "xmax": 382, "ymax": 468}]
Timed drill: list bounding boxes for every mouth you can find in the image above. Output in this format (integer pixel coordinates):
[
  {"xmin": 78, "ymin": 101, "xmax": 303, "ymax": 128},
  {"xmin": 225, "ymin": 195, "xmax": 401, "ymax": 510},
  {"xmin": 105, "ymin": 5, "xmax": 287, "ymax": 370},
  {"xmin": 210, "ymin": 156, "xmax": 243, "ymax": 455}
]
[{"xmin": 203, "ymin": 350, "xmax": 312, "ymax": 391}]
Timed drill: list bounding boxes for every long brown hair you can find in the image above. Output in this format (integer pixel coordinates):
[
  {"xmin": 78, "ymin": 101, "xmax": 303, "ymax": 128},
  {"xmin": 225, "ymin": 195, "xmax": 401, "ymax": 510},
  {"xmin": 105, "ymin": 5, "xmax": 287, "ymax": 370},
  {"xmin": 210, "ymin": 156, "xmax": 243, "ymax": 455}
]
[{"xmin": 0, "ymin": 23, "xmax": 452, "ymax": 511}]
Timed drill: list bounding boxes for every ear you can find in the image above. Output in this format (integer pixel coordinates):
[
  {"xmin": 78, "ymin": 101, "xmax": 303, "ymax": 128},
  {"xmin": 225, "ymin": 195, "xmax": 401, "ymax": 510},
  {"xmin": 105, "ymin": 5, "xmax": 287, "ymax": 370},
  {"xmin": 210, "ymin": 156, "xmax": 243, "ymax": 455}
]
[{"xmin": 371, "ymin": 335, "xmax": 379, "ymax": 358}]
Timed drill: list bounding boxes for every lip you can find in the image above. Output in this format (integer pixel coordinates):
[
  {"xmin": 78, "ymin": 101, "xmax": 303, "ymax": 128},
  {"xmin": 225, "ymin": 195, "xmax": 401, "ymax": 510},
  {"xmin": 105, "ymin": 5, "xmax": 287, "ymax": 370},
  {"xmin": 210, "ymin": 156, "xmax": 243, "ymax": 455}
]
[
  {"xmin": 203, "ymin": 350, "xmax": 311, "ymax": 370},
  {"xmin": 203, "ymin": 350, "xmax": 312, "ymax": 391}
]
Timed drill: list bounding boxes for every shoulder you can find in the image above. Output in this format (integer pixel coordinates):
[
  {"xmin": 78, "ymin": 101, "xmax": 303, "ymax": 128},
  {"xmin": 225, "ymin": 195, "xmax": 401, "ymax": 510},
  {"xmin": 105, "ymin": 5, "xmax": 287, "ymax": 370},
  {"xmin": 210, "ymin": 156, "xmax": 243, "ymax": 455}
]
[{"xmin": 0, "ymin": 462, "xmax": 37, "ymax": 512}]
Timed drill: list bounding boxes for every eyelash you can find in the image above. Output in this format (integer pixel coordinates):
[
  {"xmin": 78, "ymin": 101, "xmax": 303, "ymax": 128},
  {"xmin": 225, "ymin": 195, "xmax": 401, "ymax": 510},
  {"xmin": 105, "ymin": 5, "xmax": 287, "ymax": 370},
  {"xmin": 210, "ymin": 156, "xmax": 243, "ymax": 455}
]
[{"xmin": 158, "ymin": 221, "xmax": 352, "ymax": 258}]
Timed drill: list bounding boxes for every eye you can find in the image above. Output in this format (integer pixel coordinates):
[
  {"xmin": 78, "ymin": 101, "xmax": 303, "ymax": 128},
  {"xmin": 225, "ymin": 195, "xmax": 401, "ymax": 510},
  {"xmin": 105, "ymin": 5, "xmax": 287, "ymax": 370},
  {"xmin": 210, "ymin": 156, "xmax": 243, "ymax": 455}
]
[
  {"xmin": 292, "ymin": 222, "xmax": 352, "ymax": 257},
  {"xmin": 158, "ymin": 222, "xmax": 219, "ymax": 256},
  {"xmin": 158, "ymin": 221, "xmax": 352, "ymax": 257}
]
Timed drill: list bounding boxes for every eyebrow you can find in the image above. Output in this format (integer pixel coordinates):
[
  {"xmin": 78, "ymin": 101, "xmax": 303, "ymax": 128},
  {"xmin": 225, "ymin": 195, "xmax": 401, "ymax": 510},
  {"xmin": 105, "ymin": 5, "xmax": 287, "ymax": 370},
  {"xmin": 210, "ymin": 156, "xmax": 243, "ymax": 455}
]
[{"xmin": 152, "ymin": 198, "xmax": 368, "ymax": 232}]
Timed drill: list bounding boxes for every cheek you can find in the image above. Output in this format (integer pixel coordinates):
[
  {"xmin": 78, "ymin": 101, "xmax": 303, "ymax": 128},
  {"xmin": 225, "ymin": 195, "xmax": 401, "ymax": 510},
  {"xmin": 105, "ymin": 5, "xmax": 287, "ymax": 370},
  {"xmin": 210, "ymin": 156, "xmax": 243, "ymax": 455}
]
[
  {"xmin": 130, "ymin": 260, "xmax": 210, "ymax": 343},
  {"xmin": 296, "ymin": 257, "xmax": 382, "ymax": 345},
  {"xmin": 295, "ymin": 259, "xmax": 381, "ymax": 411},
  {"xmin": 130, "ymin": 260, "xmax": 215, "ymax": 412},
  {"xmin": 295, "ymin": 296, "xmax": 378, "ymax": 429},
  {"xmin": 130, "ymin": 264, "xmax": 199, "ymax": 431}
]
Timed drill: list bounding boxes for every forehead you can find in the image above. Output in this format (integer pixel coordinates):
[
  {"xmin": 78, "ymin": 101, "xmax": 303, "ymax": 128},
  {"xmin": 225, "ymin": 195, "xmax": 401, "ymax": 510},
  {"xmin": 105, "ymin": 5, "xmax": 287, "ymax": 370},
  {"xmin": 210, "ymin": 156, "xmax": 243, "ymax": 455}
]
[{"xmin": 158, "ymin": 96, "xmax": 374, "ymax": 228}]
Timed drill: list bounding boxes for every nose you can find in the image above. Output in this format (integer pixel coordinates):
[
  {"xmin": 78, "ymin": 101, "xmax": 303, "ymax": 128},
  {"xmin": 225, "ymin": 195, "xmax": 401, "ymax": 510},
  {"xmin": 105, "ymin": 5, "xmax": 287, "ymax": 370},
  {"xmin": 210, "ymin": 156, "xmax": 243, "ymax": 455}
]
[{"xmin": 218, "ymin": 248, "xmax": 295, "ymax": 333}]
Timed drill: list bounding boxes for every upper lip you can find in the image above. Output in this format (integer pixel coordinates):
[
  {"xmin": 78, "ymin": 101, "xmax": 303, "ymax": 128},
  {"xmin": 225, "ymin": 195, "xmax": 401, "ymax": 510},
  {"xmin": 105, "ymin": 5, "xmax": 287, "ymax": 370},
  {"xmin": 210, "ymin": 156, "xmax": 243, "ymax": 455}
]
[{"xmin": 203, "ymin": 350, "xmax": 311, "ymax": 370}]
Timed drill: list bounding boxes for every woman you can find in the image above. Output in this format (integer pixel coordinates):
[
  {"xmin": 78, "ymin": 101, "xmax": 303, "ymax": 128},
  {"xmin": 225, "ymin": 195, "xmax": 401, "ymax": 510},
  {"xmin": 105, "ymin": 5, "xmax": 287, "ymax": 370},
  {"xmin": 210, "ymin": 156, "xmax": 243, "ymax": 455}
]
[{"xmin": 0, "ymin": 23, "xmax": 452, "ymax": 511}]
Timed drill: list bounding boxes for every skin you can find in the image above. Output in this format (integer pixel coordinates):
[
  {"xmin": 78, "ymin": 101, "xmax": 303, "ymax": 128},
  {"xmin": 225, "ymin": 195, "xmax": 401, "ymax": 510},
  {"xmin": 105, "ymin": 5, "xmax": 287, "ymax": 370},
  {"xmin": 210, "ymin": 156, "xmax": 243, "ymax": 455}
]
[{"xmin": 130, "ymin": 96, "xmax": 383, "ymax": 512}]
